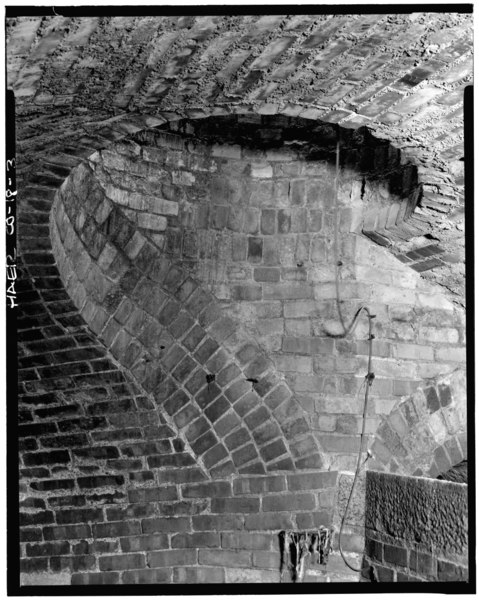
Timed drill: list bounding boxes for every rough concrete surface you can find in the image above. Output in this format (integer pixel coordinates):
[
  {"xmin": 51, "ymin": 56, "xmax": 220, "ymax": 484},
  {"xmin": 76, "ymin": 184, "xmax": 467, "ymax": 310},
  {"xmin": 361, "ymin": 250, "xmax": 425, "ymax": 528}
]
[{"xmin": 366, "ymin": 471, "xmax": 467, "ymax": 559}]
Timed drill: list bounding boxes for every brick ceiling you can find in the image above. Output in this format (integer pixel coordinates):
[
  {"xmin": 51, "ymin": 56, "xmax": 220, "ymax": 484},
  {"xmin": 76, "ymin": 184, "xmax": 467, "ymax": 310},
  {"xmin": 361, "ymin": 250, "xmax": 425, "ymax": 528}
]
[{"xmin": 7, "ymin": 11, "xmax": 472, "ymax": 305}]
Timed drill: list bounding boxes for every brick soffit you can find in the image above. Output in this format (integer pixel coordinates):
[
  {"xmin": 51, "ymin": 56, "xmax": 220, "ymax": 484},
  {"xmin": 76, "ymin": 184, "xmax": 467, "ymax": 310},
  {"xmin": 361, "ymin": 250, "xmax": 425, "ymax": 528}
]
[{"xmin": 7, "ymin": 13, "xmax": 471, "ymax": 305}]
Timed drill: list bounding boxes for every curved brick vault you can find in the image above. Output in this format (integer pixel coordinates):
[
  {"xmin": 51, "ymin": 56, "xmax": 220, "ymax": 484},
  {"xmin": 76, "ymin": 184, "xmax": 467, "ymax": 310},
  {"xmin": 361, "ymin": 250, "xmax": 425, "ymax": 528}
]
[
  {"xmin": 52, "ymin": 152, "xmax": 325, "ymax": 477},
  {"xmin": 8, "ymin": 12, "xmax": 472, "ymax": 302},
  {"xmin": 46, "ymin": 113, "xmax": 432, "ymax": 478},
  {"xmin": 11, "ymin": 11, "xmax": 469, "ymax": 586},
  {"xmin": 19, "ymin": 110, "xmax": 467, "ymax": 586}
]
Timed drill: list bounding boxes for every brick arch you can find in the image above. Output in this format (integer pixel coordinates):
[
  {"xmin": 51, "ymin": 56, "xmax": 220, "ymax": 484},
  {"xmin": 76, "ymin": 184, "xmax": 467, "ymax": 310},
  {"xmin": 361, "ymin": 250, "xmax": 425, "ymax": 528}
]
[
  {"xmin": 369, "ymin": 368, "xmax": 467, "ymax": 477},
  {"xmin": 51, "ymin": 148, "xmax": 326, "ymax": 477},
  {"xmin": 49, "ymin": 108, "xmax": 437, "ymax": 479},
  {"xmin": 22, "ymin": 101, "xmax": 446, "ymax": 273},
  {"xmin": 18, "ymin": 107, "xmax": 349, "ymax": 586},
  {"xmin": 40, "ymin": 107, "xmax": 466, "ymax": 475},
  {"xmin": 11, "ymin": 13, "xmax": 470, "ymax": 584},
  {"xmin": 9, "ymin": 12, "xmax": 471, "ymax": 301}
]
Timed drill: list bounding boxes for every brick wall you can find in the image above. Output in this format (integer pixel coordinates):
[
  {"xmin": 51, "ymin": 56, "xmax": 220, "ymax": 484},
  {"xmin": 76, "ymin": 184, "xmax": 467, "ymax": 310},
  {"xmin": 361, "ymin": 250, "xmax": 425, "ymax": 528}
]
[
  {"xmin": 369, "ymin": 369, "xmax": 467, "ymax": 476},
  {"xmin": 17, "ymin": 110, "xmax": 467, "ymax": 585},
  {"xmin": 21, "ymin": 467, "xmax": 338, "ymax": 584},
  {"xmin": 8, "ymin": 13, "xmax": 472, "ymax": 301},
  {"xmin": 52, "ymin": 115, "xmax": 466, "ymax": 476},
  {"xmin": 363, "ymin": 471, "xmax": 468, "ymax": 582}
]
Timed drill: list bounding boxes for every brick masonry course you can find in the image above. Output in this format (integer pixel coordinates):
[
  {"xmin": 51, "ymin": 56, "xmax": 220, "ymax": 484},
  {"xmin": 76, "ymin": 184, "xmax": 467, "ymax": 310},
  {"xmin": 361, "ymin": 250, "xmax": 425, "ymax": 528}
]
[
  {"xmin": 8, "ymin": 13, "xmax": 471, "ymax": 301},
  {"xmin": 53, "ymin": 119, "xmax": 466, "ymax": 475},
  {"xmin": 22, "ymin": 121, "xmax": 465, "ymax": 583},
  {"xmin": 52, "ymin": 153, "xmax": 325, "ymax": 480},
  {"xmin": 10, "ymin": 15, "xmax": 469, "ymax": 583}
]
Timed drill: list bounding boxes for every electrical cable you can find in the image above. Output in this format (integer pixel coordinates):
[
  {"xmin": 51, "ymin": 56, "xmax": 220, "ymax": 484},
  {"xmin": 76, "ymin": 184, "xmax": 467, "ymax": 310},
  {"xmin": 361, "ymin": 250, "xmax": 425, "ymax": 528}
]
[
  {"xmin": 337, "ymin": 315, "xmax": 375, "ymax": 576},
  {"xmin": 331, "ymin": 130, "xmax": 377, "ymax": 580}
]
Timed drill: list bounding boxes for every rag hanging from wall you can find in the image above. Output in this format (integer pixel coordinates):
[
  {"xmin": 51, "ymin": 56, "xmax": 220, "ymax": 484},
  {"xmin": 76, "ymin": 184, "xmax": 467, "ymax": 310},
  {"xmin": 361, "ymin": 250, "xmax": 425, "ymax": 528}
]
[{"xmin": 279, "ymin": 528, "xmax": 334, "ymax": 583}]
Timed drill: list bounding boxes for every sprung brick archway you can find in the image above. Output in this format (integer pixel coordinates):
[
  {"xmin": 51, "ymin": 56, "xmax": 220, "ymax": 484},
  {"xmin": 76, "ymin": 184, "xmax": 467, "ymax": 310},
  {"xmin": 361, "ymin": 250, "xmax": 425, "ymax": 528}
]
[{"xmin": 12, "ymin": 10, "xmax": 470, "ymax": 586}]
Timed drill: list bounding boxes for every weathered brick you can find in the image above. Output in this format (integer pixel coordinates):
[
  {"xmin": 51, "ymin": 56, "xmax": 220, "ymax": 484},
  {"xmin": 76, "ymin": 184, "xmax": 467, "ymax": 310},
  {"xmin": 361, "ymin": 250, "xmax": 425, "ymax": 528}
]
[
  {"xmin": 191, "ymin": 430, "xmax": 220, "ymax": 455},
  {"xmin": 221, "ymin": 532, "xmax": 272, "ymax": 551},
  {"xmin": 244, "ymin": 512, "xmax": 294, "ymax": 530},
  {"xmin": 99, "ymin": 553, "xmax": 146, "ymax": 572},
  {"xmin": 104, "ymin": 503, "xmax": 154, "ymax": 521},
  {"xmin": 173, "ymin": 566, "xmax": 225, "ymax": 583},
  {"xmin": 121, "ymin": 568, "xmax": 172, "ymax": 584},
  {"xmin": 231, "ymin": 284, "xmax": 262, "ymax": 301},
  {"xmin": 287, "ymin": 471, "xmax": 337, "ymax": 490},
  {"xmin": 205, "ymin": 396, "xmax": 230, "ymax": 424},
  {"xmin": 147, "ymin": 453, "xmax": 195, "ymax": 468},
  {"xmin": 260, "ymin": 438, "xmax": 288, "ymax": 463},
  {"xmin": 20, "ymin": 557, "xmax": 49, "ymax": 573},
  {"xmin": 181, "ymin": 481, "xmax": 232, "ymax": 498},
  {"xmin": 320, "ymin": 434, "xmax": 361, "ymax": 453},
  {"xmin": 20, "ymin": 511, "xmax": 55, "ymax": 526},
  {"xmin": 172, "ymin": 355, "xmax": 198, "ymax": 382},
  {"xmin": 192, "ymin": 514, "xmax": 244, "ymax": 531},
  {"xmin": 56, "ymin": 508, "xmax": 104, "ymax": 524},
  {"xmin": 120, "ymin": 534, "xmax": 169, "ymax": 553},
  {"xmin": 437, "ymin": 559, "xmax": 467, "ymax": 581},
  {"xmin": 262, "ymin": 492, "xmax": 316, "ymax": 512},
  {"xmin": 182, "ymin": 324, "xmax": 207, "ymax": 351},
  {"xmin": 20, "ymin": 528, "xmax": 43, "ymax": 542},
  {"xmin": 73, "ymin": 446, "xmax": 119, "ymax": 459},
  {"xmin": 92, "ymin": 521, "xmax": 140, "ymax": 538},
  {"xmin": 394, "ymin": 343, "xmax": 434, "ymax": 361},
  {"xmin": 252, "ymin": 549, "xmax": 280, "ymax": 569},
  {"xmin": 202, "ymin": 443, "xmax": 229, "ymax": 469},
  {"xmin": 194, "ymin": 338, "xmax": 220, "ymax": 363},
  {"xmin": 232, "ymin": 443, "xmax": 258, "ymax": 467},
  {"xmin": 295, "ymin": 510, "xmax": 332, "ymax": 529},
  {"xmin": 23, "ymin": 450, "xmax": 71, "ymax": 466},
  {"xmin": 172, "ymin": 532, "xmax": 220, "ymax": 548},
  {"xmin": 43, "ymin": 524, "xmax": 92, "ymax": 540},
  {"xmin": 264, "ymin": 383, "xmax": 292, "ymax": 409},
  {"xmin": 147, "ymin": 548, "xmax": 197, "ymax": 568},
  {"xmin": 71, "ymin": 572, "xmax": 120, "ymax": 585},
  {"xmin": 409, "ymin": 550, "xmax": 435, "ymax": 575},
  {"xmin": 224, "ymin": 380, "xmax": 251, "ymax": 403},
  {"xmin": 184, "ymin": 417, "xmax": 210, "ymax": 443},
  {"xmin": 225, "ymin": 567, "xmax": 279, "ymax": 583},
  {"xmin": 233, "ymin": 475, "xmax": 286, "ymax": 495},
  {"xmin": 142, "ymin": 517, "xmax": 190, "ymax": 534},
  {"xmin": 25, "ymin": 541, "xmax": 70, "ymax": 557},
  {"xmin": 383, "ymin": 543, "xmax": 408, "ymax": 567},
  {"xmin": 211, "ymin": 497, "xmax": 260, "ymax": 513},
  {"xmin": 77, "ymin": 475, "xmax": 124, "ymax": 489},
  {"xmin": 254, "ymin": 267, "xmax": 280, "ymax": 283},
  {"xmin": 435, "ymin": 347, "xmax": 466, "ymax": 362},
  {"xmin": 198, "ymin": 548, "xmax": 251, "ymax": 568}
]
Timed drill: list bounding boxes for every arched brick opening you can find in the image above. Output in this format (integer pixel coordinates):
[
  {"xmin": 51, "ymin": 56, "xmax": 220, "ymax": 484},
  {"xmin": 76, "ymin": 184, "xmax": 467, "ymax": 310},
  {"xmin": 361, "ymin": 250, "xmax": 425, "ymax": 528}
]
[
  {"xmin": 11, "ymin": 12, "xmax": 470, "ymax": 586},
  {"xmin": 370, "ymin": 368, "xmax": 467, "ymax": 477},
  {"xmin": 18, "ymin": 106, "xmax": 467, "ymax": 587},
  {"xmin": 49, "ymin": 112, "xmax": 429, "ymax": 474},
  {"xmin": 52, "ymin": 159, "xmax": 324, "ymax": 477}
]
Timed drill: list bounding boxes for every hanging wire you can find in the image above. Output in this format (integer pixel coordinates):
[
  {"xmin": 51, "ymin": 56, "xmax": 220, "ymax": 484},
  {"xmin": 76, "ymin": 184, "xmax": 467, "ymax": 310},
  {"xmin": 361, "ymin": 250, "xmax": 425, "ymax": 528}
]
[
  {"xmin": 331, "ymin": 129, "xmax": 377, "ymax": 579},
  {"xmin": 337, "ymin": 315, "xmax": 375, "ymax": 576}
]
